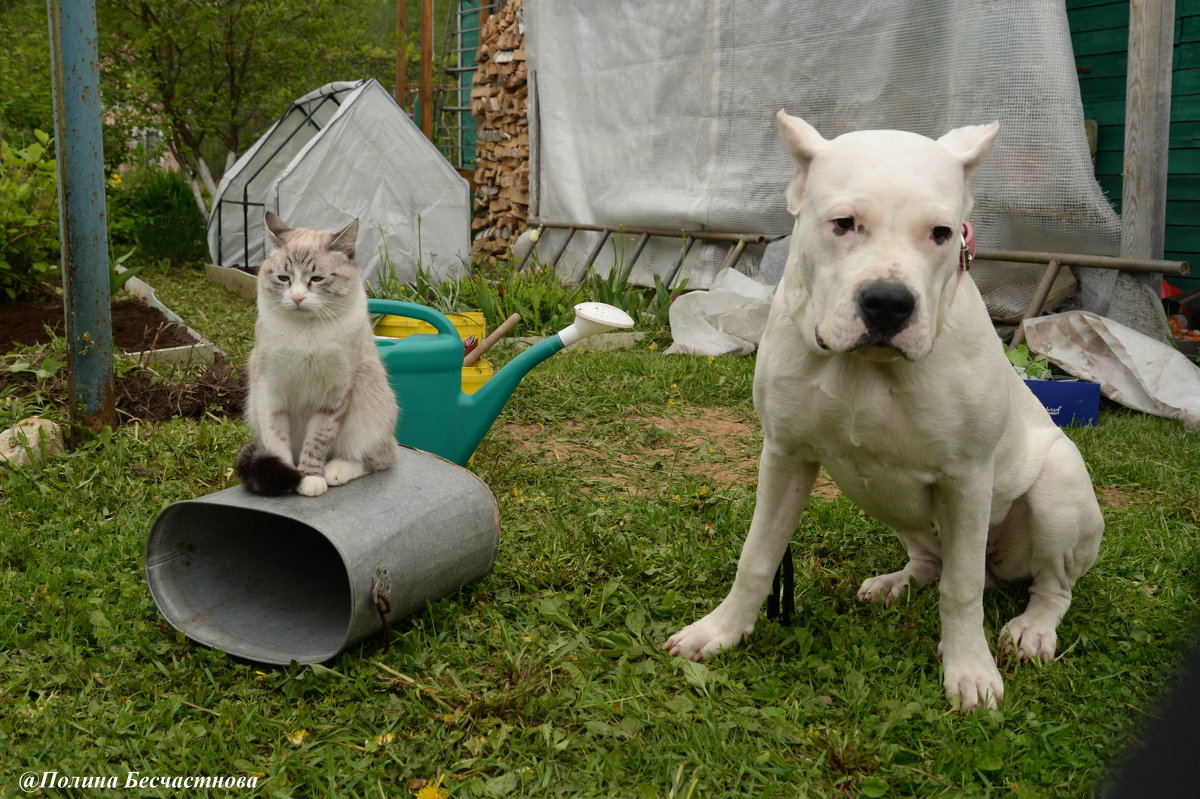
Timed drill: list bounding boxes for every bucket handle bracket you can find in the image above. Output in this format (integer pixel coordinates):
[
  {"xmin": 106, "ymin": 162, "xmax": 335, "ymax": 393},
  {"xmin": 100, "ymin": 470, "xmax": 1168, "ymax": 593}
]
[{"xmin": 372, "ymin": 566, "xmax": 393, "ymax": 650}]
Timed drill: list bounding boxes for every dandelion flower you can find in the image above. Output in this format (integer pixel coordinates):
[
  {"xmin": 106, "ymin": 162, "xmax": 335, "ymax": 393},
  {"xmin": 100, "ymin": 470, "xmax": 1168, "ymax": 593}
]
[
  {"xmin": 367, "ymin": 732, "xmax": 395, "ymax": 748},
  {"xmin": 414, "ymin": 774, "xmax": 451, "ymax": 799}
]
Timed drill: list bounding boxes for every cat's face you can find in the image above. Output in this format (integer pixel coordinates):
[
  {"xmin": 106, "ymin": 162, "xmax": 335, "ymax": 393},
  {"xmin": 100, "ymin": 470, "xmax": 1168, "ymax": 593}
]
[{"xmin": 259, "ymin": 213, "xmax": 361, "ymax": 317}]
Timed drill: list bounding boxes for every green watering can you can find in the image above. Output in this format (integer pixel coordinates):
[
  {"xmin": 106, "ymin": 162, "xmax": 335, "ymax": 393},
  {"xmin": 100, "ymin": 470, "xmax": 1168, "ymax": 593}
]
[{"xmin": 369, "ymin": 299, "xmax": 635, "ymax": 465}]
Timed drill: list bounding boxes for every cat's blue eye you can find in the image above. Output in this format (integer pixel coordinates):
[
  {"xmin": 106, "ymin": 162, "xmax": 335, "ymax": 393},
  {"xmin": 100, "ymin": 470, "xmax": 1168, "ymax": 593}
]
[
  {"xmin": 276, "ymin": 274, "xmax": 290, "ymax": 284},
  {"xmin": 310, "ymin": 275, "xmax": 325, "ymax": 283}
]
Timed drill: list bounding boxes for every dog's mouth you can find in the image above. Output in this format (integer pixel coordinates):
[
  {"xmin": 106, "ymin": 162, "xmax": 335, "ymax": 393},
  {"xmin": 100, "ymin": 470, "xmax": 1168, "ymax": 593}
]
[
  {"xmin": 853, "ymin": 343, "xmax": 907, "ymax": 362},
  {"xmin": 815, "ymin": 330, "xmax": 911, "ymax": 362}
]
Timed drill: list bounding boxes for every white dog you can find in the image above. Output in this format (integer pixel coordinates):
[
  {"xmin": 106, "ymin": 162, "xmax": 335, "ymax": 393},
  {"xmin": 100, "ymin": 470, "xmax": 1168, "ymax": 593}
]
[{"xmin": 664, "ymin": 112, "xmax": 1104, "ymax": 711}]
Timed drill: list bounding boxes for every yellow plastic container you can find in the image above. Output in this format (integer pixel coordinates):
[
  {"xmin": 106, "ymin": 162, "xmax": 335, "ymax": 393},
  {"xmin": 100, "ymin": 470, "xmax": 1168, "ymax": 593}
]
[
  {"xmin": 461, "ymin": 360, "xmax": 494, "ymax": 395},
  {"xmin": 374, "ymin": 311, "xmax": 485, "ymax": 343}
]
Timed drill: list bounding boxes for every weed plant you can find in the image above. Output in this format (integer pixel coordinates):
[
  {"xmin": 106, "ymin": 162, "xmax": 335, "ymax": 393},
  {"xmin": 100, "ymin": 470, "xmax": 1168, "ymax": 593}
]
[
  {"xmin": 106, "ymin": 165, "xmax": 207, "ymax": 264},
  {"xmin": 0, "ymin": 131, "xmax": 59, "ymax": 301},
  {"xmin": 2, "ymin": 260, "xmax": 1198, "ymax": 796}
]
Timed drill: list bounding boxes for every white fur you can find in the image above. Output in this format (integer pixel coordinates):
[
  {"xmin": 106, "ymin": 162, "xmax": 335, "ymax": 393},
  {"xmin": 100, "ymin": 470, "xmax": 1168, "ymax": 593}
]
[
  {"xmin": 664, "ymin": 114, "xmax": 1104, "ymax": 712},
  {"xmin": 243, "ymin": 216, "xmax": 398, "ymax": 495}
]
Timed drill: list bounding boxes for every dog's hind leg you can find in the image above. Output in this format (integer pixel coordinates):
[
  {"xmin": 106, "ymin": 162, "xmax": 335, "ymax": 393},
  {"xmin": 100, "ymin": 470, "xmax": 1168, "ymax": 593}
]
[
  {"xmin": 998, "ymin": 437, "xmax": 1103, "ymax": 663},
  {"xmin": 664, "ymin": 444, "xmax": 818, "ymax": 661},
  {"xmin": 857, "ymin": 531, "xmax": 942, "ymax": 607}
]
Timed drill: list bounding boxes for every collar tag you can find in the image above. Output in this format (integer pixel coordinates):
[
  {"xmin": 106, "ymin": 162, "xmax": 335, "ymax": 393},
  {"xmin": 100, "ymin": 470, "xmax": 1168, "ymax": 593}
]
[{"xmin": 958, "ymin": 221, "xmax": 975, "ymax": 283}]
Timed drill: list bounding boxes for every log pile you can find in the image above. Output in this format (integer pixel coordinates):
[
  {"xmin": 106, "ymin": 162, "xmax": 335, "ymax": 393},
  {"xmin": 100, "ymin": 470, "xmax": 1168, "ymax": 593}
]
[{"xmin": 470, "ymin": 0, "xmax": 529, "ymax": 260}]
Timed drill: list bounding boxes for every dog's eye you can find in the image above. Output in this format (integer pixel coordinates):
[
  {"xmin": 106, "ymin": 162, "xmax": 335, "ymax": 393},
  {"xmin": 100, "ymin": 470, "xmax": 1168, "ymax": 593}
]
[
  {"xmin": 931, "ymin": 226, "xmax": 953, "ymax": 245},
  {"xmin": 832, "ymin": 217, "xmax": 855, "ymax": 236}
]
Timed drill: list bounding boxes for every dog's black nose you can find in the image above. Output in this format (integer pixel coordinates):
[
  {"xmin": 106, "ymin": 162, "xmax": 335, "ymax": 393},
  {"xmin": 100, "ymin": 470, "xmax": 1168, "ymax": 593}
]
[{"xmin": 857, "ymin": 282, "xmax": 915, "ymax": 337}]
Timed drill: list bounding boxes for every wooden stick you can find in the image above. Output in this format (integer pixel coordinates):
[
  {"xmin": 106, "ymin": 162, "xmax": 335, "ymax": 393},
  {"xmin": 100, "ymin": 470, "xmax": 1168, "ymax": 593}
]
[{"xmin": 464, "ymin": 313, "xmax": 521, "ymax": 366}]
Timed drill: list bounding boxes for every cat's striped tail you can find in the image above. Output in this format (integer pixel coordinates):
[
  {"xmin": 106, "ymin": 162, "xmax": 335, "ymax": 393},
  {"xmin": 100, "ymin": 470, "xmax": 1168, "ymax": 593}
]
[{"xmin": 236, "ymin": 440, "xmax": 302, "ymax": 495}]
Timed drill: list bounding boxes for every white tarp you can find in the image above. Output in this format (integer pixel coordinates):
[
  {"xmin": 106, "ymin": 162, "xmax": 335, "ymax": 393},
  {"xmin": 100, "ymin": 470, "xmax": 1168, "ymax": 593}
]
[
  {"xmin": 525, "ymin": 0, "xmax": 1120, "ymax": 292},
  {"xmin": 207, "ymin": 79, "xmax": 470, "ymax": 283},
  {"xmin": 1023, "ymin": 311, "xmax": 1200, "ymax": 429},
  {"xmin": 664, "ymin": 267, "xmax": 775, "ymax": 356}
]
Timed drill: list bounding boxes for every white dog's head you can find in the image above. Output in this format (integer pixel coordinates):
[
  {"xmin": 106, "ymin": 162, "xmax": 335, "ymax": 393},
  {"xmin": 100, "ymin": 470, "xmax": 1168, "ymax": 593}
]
[{"xmin": 777, "ymin": 111, "xmax": 999, "ymax": 362}]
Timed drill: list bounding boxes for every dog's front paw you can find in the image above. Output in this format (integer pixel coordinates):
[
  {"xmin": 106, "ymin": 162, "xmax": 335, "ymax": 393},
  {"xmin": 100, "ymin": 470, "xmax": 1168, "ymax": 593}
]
[
  {"xmin": 857, "ymin": 572, "xmax": 912, "ymax": 607},
  {"xmin": 663, "ymin": 612, "xmax": 754, "ymax": 662},
  {"xmin": 324, "ymin": 458, "xmax": 365, "ymax": 487},
  {"xmin": 999, "ymin": 615, "xmax": 1057, "ymax": 664},
  {"xmin": 942, "ymin": 649, "xmax": 1004, "ymax": 712},
  {"xmin": 297, "ymin": 475, "xmax": 328, "ymax": 497}
]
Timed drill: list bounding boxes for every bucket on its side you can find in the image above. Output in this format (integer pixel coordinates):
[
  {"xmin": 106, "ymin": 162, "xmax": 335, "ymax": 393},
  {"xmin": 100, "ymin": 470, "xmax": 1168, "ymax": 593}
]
[{"xmin": 145, "ymin": 447, "xmax": 500, "ymax": 665}]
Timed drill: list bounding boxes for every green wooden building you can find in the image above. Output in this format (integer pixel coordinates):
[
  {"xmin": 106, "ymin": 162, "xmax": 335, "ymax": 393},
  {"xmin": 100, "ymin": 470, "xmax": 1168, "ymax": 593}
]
[{"xmin": 1068, "ymin": 0, "xmax": 1199, "ymax": 291}]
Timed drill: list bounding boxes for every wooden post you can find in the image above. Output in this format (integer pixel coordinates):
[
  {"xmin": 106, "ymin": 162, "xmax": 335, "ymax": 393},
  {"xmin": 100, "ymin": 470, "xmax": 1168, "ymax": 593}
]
[
  {"xmin": 1121, "ymin": 0, "xmax": 1175, "ymax": 262},
  {"xmin": 420, "ymin": 0, "xmax": 433, "ymax": 139},
  {"xmin": 395, "ymin": 0, "xmax": 408, "ymax": 107}
]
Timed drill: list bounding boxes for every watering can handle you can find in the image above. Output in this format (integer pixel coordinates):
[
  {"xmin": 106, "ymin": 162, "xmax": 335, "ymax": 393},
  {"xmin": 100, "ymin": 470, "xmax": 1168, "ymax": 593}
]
[{"xmin": 367, "ymin": 299, "xmax": 459, "ymax": 338}]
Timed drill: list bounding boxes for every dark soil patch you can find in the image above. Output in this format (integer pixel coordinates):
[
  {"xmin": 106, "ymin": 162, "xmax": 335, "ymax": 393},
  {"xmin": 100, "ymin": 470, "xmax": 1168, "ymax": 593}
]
[
  {"xmin": 116, "ymin": 361, "xmax": 246, "ymax": 423},
  {"xmin": 1, "ymin": 297, "xmax": 199, "ymax": 352},
  {"xmin": 3, "ymin": 297, "xmax": 246, "ymax": 424}
]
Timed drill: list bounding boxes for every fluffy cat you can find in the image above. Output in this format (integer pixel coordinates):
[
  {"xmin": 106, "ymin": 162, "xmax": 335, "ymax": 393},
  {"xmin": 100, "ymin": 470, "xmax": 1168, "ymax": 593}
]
[{"xmin": 236, "ymin": 212, "xmax": 398, "ymax": 497}]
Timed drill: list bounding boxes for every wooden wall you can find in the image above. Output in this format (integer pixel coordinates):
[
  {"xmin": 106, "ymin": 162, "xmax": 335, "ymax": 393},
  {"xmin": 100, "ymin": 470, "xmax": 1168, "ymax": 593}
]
[{"xmin": 1068, "ymin": 0, "xmax": 1200, "ymax": 290}]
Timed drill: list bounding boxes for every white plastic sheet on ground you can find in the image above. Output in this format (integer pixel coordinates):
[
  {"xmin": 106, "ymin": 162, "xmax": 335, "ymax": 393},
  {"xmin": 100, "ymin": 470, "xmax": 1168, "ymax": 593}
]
[
  {"xmin": 1023, "ymin": 311, "xmax": 1200, "ymax": 429},
  {"xmin": 664, "ymin": 268, "xmax": 775, "ymax": 356}
]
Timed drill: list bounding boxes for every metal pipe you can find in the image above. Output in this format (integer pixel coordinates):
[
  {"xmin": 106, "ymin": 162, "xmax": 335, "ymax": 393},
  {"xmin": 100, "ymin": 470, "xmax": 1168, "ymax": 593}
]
[
  {"xmin": 621, "ymin": 232, "xmax": 652, "ymax": 282},
  {"xmin": 48, "ymin": 0, "xmax": 115, "ymax": 432},
  {"xmin": 1011, "ymin": 258, "xmax": 1064, "ymax": 349},
  {"xmin": 515, "ymin": 224, "xmax": 545, "ymax": 271},
  {"xmin": 547, "ymin": 226, "xmax": 577, "ymax": 269},
  {"xmin": 719, "ymin": 238, "xmax": 748, "ymax": 273},
  {"xmin": 533, "ymin": 220, "xmax": 778, "ymax": 246},
  {"xmin": 420, "ymin": 0, "xmax": 434, "ymax": 139},
  {"xmin": 664, "ymin": 236, "xmax": 697, "ymax": 289},
  {"xmin": 581, "ymin": 228, "xmax": 612, "ymax": 280},
  {"xmin": 975, "ymin": 248, "xmax": 1187, "ymax": 275}
]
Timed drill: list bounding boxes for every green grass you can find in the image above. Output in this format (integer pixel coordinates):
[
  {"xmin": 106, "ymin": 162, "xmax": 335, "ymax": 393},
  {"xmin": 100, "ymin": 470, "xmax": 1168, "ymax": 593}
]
[{"xmin": 1, "ymin": 265, "xmax": 1199, "ymax": 797}]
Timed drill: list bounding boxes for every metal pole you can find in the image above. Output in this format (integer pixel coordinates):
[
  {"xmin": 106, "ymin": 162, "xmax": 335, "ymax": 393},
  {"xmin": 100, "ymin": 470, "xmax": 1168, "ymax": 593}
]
[
  {"xmin": 581, "ymin": 228, "xmax": 612, "ymax": 280},
  {"xmin": 47, "ymin": 0, "xmax": 115, "ymax": 432},
  {"xmin": 420, "ymin": 0, "xmax": 434, "ymax": 139},
  {"xmin": 395, "ymin": 0, "xmax": 408, "ymax": 108},
  {"xmin": 1010, "ymin": 259, "xmax": 1063, "ymax": 349},
  {"xmin": 718, "ymin": 238, "xmax": 748, "ymax": 273},
  {"xmin": 975, "ymin": 248, "xmax": 1187, "ymax": 275},
  {"xmin": 534, "ymin": 220, "xmax": 776, "ymax": 246}
]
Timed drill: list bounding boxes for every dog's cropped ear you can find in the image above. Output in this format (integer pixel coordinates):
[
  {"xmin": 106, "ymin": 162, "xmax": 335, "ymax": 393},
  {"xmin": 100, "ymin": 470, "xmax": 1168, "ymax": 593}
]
[
  {"xmin": 777, "ymin": 110, "xmax": 829, "ymax": 215},
  {"xmin": 264, "ymin": 211, "xmax": 291, "ymax": 248},
  {"xmin": 328, "ymin": 218, "xmax": 359, "ymax": 260},
  {"xmin": 937, "ymin": 121, "xmax": 1000, "ymax": 179}
]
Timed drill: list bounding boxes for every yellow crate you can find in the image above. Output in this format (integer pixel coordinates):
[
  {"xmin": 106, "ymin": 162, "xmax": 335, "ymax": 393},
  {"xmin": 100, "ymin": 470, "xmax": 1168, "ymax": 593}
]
[
  {"xmin": 461, "ymin": 359, "xmax": 494, "ymax": 395},
  {"xmin": 373, "ymin": 311, "xmax": 486, "ymax": 342}
]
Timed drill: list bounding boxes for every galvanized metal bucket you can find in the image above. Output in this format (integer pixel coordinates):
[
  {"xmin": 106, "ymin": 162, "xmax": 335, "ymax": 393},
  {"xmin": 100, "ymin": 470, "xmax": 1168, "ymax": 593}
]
[{"xmin": 145, "ymin": 447, "xmax": 500, "ymax": 665}]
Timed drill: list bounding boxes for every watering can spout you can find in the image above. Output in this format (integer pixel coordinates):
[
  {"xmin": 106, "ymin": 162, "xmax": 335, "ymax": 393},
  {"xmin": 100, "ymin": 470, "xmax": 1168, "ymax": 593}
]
[{"xmin": 459, "ymin": 302, "xmax": 635, "ymax": 457}]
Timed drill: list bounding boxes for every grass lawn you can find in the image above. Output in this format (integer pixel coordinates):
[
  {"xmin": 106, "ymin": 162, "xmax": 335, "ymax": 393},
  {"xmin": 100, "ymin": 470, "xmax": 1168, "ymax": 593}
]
[{"xmin": 2, "ymin": 260, "xmax": 1198, "ymax": 797}]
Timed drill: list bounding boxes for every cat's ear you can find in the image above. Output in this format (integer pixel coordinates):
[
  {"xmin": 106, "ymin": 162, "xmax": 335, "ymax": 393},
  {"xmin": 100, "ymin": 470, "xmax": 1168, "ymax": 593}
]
[
  {"xmin": 265, "ymin": 212, "xmax": 292, "ymax": 248},
  {"xmin": 328, "ymin": 219, "xmax": 359, "ymax": 260}
]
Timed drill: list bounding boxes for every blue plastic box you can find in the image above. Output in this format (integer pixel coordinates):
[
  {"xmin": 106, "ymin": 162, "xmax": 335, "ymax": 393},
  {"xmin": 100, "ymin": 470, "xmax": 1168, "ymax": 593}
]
[{"xmin": 1023, "ymin": 377, "xmax": 1101, "ymax": 427}]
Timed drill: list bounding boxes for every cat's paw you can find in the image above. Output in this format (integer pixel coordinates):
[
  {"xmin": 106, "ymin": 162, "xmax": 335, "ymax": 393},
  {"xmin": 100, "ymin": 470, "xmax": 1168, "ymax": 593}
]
[
  {"xmin": 297, "ymin": 475, "xmax": 328, "ymax": 497},
  {"xmin": 324, "ymin": 458, "xmax": 365, "ymax": 487}
]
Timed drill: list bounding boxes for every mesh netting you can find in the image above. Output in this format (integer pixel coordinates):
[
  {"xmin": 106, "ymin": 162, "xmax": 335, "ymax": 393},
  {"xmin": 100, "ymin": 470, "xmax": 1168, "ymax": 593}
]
[{"xmin": 525, "ymin": 0, "xmax": 1120, "ymax": 294}]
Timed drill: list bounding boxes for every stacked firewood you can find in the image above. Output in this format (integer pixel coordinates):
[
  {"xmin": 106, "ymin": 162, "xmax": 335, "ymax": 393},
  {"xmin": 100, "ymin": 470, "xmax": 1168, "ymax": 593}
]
[{"xmin": 470, "ymin": 0, "xmax": 529, "ymax": 259}]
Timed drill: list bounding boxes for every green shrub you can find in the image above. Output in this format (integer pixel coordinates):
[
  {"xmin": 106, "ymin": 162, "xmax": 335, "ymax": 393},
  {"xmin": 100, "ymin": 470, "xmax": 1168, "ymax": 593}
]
[
  {"xmin": 0, "ymin": 130, "xmax": 60, "ymax": 302},
  {"xmin": 107, "ymin": 165, "xmax": 206, "ymax": 263}
]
